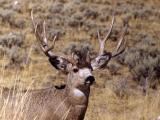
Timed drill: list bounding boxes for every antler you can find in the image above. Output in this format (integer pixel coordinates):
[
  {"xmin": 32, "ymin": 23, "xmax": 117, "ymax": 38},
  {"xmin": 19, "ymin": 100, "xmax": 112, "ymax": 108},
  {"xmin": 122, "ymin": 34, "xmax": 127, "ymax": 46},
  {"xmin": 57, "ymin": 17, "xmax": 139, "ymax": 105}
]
[
  {"xmin": 91, "ymin": 14, "xmax": 127, "ymax": 70},
  {"xmin": 97, "ymin": 14, "xmax": 127, "ymax": 57},
  {"xmin": 97, "ymin": 14, "xmax": 115, "ymax": 55},
  {"xmin": 31, "ymin": 10, "xmax": 76, "ymax": 65},
  {"xmin": 31, "ymin": 11, "xmax": 57, "ymax": 58}
]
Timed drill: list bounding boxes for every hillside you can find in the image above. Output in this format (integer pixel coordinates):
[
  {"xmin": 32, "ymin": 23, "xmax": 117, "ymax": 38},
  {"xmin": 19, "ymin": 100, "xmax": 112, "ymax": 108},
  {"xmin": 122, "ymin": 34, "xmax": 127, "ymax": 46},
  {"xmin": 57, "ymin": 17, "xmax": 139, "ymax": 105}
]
[{"xmin": 0, "ymin": 0, "xmax": 160, "ymax": 120}]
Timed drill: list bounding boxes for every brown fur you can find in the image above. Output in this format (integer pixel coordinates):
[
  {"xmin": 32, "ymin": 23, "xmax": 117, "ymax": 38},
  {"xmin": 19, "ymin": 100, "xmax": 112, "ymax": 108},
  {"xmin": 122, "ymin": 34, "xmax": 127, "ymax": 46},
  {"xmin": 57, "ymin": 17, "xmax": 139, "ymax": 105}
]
[{"xmin": 0, "ymin": 82, "xmax": 90, "ymax": 120}]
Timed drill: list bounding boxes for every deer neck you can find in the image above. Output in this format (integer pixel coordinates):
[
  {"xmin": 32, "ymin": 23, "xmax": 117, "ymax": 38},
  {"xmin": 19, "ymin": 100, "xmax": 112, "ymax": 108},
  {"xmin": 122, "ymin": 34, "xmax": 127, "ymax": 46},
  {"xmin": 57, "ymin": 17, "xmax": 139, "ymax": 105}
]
[{"xmin": 65, "ymin": 84, "xmax": 90, "ymax": 106}]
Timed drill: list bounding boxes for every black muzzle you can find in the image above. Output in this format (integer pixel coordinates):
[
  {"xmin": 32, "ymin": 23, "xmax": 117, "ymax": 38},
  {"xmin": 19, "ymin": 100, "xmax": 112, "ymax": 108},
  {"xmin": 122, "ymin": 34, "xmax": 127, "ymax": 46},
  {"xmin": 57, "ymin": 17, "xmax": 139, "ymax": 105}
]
[{"xmin": 85, "ymin": 76, "xmax": 95, "ymax": 85}]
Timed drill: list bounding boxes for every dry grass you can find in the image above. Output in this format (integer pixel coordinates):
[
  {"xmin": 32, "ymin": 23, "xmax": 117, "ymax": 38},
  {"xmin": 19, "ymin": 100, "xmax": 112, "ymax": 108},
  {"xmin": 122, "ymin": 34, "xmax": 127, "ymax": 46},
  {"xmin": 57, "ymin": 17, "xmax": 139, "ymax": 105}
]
[
  {"xmin": 0, "ymin": 0, "xmax": 160, "ymax": 120},
  {"xmin": 0, "ymin": 61, "xmax": 160, "ymax": 120}
]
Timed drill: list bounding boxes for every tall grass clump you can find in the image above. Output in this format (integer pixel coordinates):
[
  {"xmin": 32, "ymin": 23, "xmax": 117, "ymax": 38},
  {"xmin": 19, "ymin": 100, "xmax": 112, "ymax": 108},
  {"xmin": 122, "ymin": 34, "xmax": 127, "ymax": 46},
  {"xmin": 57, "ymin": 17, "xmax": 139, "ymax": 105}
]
[{"xmin": 0, "ymin": 64, "xmax": 37, "ymax": 120}]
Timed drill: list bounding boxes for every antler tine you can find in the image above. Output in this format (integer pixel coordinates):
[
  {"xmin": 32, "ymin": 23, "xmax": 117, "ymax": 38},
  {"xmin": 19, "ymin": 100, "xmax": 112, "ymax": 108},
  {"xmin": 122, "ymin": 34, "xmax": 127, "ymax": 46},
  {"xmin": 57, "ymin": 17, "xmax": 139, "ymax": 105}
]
[
  {"xmin": 97, "ymin": 14, "xmax": 115, "ymax": 55},
  {"xmin": 41, "ymin": 21, "xmax": 57, "ymax": 54},
  {"xmin": 97, "ymin": 30, "xmax": 101, "ymax": 43},
  {"xmin": 112, "ymin": 24, "xmax": 128, "ymax": 57},
  {"xmin": 103, "ymin": 14, "xmax": 115, "ymax": 42},
  {"xmin": 31, "ymin": 11, "xmax": 43, "ymax": 45},
  {"xmin": 44, "ymin": 35, "xmax": 57, "ymax": 53},
  {"xmin": 116, "ymin": 25, "xmax": 127, "ymax": 52},
  {"xmin": 31, "ymin": 10, "xmax": 36, "ymax": 30},
  {"xmin": 43, "ymin": 21, "xmax": 48, "ymax": 44},
  {"xmin": 86, "ymin": 51, "xmax": 91, "ymax": 63}
]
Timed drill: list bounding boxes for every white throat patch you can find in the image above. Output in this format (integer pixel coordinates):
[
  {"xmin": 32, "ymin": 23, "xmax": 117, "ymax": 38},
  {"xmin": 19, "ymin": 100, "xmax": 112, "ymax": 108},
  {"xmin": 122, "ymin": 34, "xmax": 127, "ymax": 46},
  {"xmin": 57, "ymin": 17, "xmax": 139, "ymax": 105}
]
[{"xmin": 73, "ymin": 89, "xmax": 85, "ymax": 97}]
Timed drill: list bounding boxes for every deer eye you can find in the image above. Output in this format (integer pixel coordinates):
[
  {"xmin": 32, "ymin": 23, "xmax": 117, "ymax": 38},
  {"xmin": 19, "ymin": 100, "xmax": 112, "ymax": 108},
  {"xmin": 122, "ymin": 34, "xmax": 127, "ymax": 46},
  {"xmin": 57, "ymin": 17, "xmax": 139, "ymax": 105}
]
[{"xmin": 73, "ymin": 68, "xmax": 79, "ymax": 73}]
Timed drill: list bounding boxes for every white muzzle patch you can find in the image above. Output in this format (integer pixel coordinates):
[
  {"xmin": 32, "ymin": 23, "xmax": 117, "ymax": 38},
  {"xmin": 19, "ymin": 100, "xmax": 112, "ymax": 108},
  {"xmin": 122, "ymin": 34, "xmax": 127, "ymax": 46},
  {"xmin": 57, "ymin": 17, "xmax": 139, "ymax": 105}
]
[{"xmin": 79, "ymin": 68, "xmax": 92, "ymax": 78}]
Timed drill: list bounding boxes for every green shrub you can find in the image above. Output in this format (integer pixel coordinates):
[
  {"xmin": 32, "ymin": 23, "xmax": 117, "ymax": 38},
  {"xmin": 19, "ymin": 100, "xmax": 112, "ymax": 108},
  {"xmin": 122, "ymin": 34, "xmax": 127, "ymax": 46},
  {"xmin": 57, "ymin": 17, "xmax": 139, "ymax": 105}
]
[
  {"xmin": 116, "ymin": 34, "xmax": 160, "ymax": 88},
  {"xmin": 63, "ymin": 40, "xmax": 94, "ymax": 57}
]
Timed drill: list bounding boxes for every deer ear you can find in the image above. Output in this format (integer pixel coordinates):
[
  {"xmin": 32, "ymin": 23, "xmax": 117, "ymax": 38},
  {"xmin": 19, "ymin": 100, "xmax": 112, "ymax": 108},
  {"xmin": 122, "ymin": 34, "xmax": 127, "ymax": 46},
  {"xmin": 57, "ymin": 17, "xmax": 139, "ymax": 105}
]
[
  {"xmin": 91, "ymin": 52, "xmax": 111, "ymax": 70},
  {"xmin": 49, "ymin": 57, "xmax": 72, "ymax": 72}
]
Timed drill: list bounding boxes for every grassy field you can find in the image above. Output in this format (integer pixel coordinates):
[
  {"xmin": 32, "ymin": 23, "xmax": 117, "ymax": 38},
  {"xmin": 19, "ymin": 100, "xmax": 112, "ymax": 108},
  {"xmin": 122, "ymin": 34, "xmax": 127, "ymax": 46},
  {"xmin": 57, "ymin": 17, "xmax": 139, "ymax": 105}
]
[{"xmin": 0, "ymin": 0, "xmax": 160, "ymax": 120}]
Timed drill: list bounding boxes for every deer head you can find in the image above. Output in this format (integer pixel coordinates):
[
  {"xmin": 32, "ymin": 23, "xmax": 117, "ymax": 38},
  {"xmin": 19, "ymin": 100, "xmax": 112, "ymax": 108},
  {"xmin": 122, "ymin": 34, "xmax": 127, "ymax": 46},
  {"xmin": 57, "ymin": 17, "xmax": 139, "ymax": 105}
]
[{"xmin": 31, "ymin": 11, "xmax": 127, "ymax": 98}]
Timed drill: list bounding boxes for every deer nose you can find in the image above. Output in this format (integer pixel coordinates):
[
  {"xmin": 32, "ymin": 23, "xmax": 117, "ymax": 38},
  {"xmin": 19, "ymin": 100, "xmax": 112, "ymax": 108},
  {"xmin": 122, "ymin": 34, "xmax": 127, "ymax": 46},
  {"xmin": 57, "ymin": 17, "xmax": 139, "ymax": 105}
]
[{"xmin": 85, "ymin": 76, "xmax": 95, "ymax": 85}]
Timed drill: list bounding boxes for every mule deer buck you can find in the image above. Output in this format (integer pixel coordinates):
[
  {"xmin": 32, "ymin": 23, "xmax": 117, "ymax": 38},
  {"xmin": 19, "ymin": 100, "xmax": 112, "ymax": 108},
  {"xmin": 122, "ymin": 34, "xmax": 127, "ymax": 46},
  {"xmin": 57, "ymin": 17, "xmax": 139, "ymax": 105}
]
[{"xmin": 0, "ymin": 12, "xmax": 127, "ymax": 120}]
